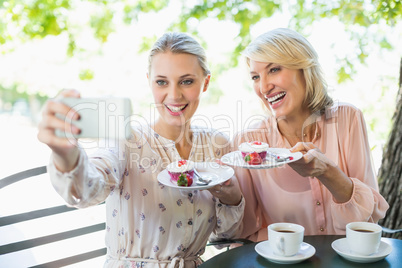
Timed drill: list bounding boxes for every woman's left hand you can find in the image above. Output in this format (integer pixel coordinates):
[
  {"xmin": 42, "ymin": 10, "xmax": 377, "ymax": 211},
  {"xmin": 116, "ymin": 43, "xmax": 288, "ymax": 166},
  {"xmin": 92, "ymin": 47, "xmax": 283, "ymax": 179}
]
[
  {"xmin": 288, "ymin": 142, "xmax": 335, "ymax": 178},
  {"xmin": 207, "ymin": 176, "xmax": 243, "ymax": 206}
]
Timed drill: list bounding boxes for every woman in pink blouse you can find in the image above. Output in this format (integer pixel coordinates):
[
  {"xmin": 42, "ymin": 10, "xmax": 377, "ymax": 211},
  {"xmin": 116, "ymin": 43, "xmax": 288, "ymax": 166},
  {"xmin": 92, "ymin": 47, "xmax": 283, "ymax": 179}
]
[
  {"xmin": 233, "ymin": 28, "xmax": 389, "ymax": 242},
  {"xmin": 38, "ymin": 32, "xmax": 244, "ymax": 267}
]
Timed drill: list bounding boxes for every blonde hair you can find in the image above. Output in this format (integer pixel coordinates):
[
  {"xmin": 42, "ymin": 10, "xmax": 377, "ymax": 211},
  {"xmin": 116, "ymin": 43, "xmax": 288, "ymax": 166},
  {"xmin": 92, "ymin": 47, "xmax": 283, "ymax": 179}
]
[
  {"xmin": 243, "ymin": 28, "xmax": 333, "ymax": 113},
  {"xmin": 148, "ymin": 32, "xmax": 210, "ymax": 77}
]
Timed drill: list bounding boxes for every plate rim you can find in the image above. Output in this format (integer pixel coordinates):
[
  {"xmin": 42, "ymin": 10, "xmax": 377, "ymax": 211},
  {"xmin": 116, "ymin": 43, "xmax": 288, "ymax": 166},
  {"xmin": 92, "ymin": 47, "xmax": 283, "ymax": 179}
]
[
  {"xmin": 157, "ymin": 161, "xmax": 234, "ymax": 190},
  {"xmin": 331, "ymin": 238, "xmax": 392, "ymax": 263},
  {"xmin": 255, "ymin": 240, "xmax": 315, "ymax": 264},
  {"xmin": 221, "ymin": 149, "xmax": 303, "ymax": 169}
]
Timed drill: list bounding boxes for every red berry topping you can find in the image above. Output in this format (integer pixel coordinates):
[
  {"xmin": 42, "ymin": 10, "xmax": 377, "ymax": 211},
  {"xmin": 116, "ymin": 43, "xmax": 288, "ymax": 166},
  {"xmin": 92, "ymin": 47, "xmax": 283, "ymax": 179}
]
[
  {"xmin": 178, "ymin": 160, "xmax": 187, "ymax": 167},
  {"xmin": 251, "ymin": 141, "xmax": 262, "ymax": 145}
]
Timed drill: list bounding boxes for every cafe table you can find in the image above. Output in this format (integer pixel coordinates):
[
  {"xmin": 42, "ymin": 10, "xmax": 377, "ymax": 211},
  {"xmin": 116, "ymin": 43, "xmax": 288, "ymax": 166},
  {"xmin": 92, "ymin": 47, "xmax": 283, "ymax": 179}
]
[{"xmin": 200, "ymin": 235, "xmax": 402, "ymax": 267}]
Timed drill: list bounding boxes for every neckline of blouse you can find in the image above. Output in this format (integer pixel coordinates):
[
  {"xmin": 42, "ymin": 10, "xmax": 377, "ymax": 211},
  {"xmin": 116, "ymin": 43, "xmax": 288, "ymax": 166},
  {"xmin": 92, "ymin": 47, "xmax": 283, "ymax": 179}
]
[
  {"xmin": 147, "ymin": 124, "xmax": 201, "ymax": 145},
  {"xmin": 275, "ymin": 115, "xmax": 322, "ymax": 147}
]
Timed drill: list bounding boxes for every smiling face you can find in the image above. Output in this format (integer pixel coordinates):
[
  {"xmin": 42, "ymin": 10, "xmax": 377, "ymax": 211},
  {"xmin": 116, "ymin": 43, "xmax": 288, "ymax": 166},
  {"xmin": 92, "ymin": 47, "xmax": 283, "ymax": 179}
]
[
  {"xmin": 148, "ymin": 52, "xmax": 210, "ymax": 129},
  {"xmin": 249, "ymin": 60, "xmax": 309, "ymax": 120}
]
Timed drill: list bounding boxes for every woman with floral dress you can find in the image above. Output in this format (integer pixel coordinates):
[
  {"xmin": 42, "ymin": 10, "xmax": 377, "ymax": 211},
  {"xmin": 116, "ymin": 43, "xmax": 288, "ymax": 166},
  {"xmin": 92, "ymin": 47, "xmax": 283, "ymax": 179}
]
[{"xmin": 37, "ymin": 32, "xmax": 244, "ymax": 268}]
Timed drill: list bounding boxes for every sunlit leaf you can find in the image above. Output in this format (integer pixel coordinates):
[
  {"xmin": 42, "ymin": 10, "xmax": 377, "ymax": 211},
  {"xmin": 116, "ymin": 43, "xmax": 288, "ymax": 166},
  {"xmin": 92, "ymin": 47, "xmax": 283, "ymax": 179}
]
[
  {"xmin": 380, "ymin": 38, "xmax": 393, "ymax": 50},
  {"xmin": 90, "ymin": 9, "xmax": 115, "ymax": 43},
  {"xmin": 79, "ymin": 69, "xmax": 95, "ymax": 81},
  {"xmin": 0, "ymin": 0, "xmax": 400, "ymax": 86},
  {"xmin": 337, "ymin": 66, "xmax": 352, "ymax": 83},
  {"xmin": 67, "ymin": 34, "xmax": 76, "ymax": 57},
  {"xmin": 138, "ymin": 35, "xmax": 157, "ymax": 54}
]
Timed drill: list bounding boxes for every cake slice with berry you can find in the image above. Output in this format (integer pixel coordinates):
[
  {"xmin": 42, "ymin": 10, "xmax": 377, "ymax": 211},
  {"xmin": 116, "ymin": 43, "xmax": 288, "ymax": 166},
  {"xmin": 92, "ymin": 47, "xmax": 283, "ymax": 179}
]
[
  {"xmin": 239, "ymin": 141, "xmax": 269, "ymax": 165},
  {"xmin": 166, "ymin": 160, "xmax": 195, "ymax": 186}
]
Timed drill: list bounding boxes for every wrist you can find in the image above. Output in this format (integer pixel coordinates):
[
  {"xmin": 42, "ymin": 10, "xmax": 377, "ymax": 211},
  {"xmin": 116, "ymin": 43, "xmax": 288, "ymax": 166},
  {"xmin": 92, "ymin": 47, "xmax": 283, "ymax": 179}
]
[
  {"xmin": 317, "ymin": 165, "xmax": 353, "ymax": 203},
  {"xmin": 316, "ymin": 159, "xmax": 338, "ymax": 181},
  {"xmin": 220, "ymin": 195, "xmax": 242, "ymax": 206},
  {"xmin": 52, "ymin": 148, "xmax": 80, "ymax": 173}
]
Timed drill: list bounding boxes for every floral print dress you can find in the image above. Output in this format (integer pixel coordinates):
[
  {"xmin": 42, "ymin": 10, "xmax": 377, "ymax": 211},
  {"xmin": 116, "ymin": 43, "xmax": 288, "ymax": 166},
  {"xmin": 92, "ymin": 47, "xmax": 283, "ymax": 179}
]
[{"xmin": 48, "ymin": 125, "xmax": 244, "ymax": 268}]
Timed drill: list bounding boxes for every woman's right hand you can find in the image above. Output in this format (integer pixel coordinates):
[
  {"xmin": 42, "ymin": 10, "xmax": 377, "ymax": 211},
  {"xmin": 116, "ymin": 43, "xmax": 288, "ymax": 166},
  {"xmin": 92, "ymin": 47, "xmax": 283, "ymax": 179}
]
[
  {"xmin": 37, "ymin": 89, "xmax": 82, "ymax": 172},
  {"xmin": 208, "ymin": 176, "xmax": 243, "ymax": 206}
]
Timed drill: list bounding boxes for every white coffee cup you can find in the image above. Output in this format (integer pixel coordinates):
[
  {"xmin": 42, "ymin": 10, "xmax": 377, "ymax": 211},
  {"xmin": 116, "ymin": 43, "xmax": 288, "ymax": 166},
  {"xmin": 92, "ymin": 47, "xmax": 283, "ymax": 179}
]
[
  {"xmin": 346, "ymin": 222, "xmax": 382, "ymax": 256},
  {"xmin": 268, "ymin": 223, "xmax": 304, "ymax": 257}
]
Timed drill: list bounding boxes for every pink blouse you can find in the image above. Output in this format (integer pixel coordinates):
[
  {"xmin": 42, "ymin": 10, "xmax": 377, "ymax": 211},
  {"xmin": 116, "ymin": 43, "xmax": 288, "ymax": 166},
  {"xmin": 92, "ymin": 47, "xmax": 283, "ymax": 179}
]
[{"xmin": 233, "ymin": 102, "xmax": 389, "ymax": 241}]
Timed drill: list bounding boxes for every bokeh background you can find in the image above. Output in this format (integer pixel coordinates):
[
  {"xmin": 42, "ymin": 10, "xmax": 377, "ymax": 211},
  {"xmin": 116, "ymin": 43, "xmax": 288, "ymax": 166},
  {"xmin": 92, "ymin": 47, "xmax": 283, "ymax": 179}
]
[{"xmin": 0, "ymin": 0, "xmax": 401, "ymax": 266}]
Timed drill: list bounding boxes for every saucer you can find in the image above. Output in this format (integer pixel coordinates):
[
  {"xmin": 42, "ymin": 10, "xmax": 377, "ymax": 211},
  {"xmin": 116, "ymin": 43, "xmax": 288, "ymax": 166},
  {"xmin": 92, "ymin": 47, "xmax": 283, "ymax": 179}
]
[
  {"xmin": 331, "ymin": 238, "xmax": 392, "ymax": 263},
  {"xmin": 255, "ymin": 240, "xmax": 315, "ymax": 264}
]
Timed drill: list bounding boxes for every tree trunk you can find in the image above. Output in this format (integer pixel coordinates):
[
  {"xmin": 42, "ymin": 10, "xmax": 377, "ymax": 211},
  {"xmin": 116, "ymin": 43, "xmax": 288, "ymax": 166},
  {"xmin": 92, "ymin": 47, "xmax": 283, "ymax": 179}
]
[{"xmin": 378, "ymin": 58, "xmax": 402, "ymax": 239}]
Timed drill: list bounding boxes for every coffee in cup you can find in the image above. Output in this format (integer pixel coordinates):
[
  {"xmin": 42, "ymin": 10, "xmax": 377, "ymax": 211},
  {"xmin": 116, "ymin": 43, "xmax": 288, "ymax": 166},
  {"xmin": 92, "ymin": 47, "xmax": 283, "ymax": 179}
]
[
  {"xmin": 346, "ymin": 222, "xmax": 382, "ymax": 256},
  {"xmin": 268, "ymin": 223, "xmax": 304, "ymax": 257}
]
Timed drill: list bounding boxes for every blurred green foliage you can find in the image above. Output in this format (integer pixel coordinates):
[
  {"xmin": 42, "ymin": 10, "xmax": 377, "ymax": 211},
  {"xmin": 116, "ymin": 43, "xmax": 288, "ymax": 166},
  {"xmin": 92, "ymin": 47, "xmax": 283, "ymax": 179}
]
[
  {"xmin": 90, "ymin": 8, "xmax": 115, "ymax": 43},
  {"xmin": 171, "ymin": 0, "xmax": 400, "ymax": 83},
  {"xmin": 1, "ymin": 0, "xmax": 70, "ymax": 42},
  {"xmin": 1, "ymin": 0, "xmax": 400, "ymax": 82},
  {"xmin": 79, "ymin": 69, "xmax": 95, "ymax": 80},
  {"xmin": 0, "ymin": 83, "xmax": 48, "ymax": 111},
  {"xmin": 168, "ymin": 0, "xmax": 281, "ymax": 67},
  {"xmin": 0, "ymin": 0, "xmax": 400, "ymax": 104}
]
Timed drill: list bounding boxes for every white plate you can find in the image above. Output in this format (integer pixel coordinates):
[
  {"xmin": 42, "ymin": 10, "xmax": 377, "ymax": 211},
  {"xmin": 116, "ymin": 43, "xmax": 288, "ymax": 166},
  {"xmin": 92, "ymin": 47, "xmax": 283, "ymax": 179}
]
[
  {"xmin": 331, "ymin": 238, "xmax": 392, "ymax": 263},
  {"xmin": 255, "ymin": 240, "xmax": 315, "ymax": 264},
  {"xmin": 157, "ymin": 162, "xmax": 234, "ymax": 190},
  {"xmin": 221, "ymin": 148, "xmax": 303, "ymax": 169}
]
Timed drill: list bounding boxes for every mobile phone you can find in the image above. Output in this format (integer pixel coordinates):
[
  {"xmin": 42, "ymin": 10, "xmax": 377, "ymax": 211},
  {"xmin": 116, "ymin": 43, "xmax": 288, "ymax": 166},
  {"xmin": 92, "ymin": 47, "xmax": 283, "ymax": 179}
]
[{"xmin": 55, "ymin": 97, "xmax": 132, "ymax": 140}]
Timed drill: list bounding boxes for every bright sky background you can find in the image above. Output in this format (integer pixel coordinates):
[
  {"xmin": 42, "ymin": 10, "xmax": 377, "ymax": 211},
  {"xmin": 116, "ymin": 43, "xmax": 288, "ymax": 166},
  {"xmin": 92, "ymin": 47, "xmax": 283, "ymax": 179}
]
[
  {"xmin": 0, "ymin": 1, "xmax": 401, "ymax": 176},
  {"xmin": 0, "ymin": 2, "xmax": 401, "ymax": 266}
]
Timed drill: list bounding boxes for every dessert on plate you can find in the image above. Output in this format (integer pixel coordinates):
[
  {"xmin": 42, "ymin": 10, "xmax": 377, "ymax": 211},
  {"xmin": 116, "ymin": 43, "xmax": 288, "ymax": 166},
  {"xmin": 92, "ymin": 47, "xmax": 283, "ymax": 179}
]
[
  {"xmin": 166, "ymin": 159, "xmax": 195, "ymax": 186},
  {"xmin": 239, "ymin": 141, "xmax": 269, "ymax": 165}
]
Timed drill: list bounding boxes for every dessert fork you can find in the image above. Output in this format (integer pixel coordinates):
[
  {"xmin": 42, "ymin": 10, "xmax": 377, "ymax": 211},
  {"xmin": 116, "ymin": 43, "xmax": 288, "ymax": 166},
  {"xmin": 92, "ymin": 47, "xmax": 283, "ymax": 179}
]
[
  {"xmin": 266, "ymin": 151, "xmax": 294, "ymax": 162},
  {"xmin": 194, "ymin": 169, "xmax": 212, "ymax": 186}
]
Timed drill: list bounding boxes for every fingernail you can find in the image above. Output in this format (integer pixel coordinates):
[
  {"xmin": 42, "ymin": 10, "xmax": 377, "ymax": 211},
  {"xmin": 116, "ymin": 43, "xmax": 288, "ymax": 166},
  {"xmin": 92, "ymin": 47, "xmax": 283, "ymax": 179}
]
[
  {"xmin": 72, "ymin": 89, "xmax": 81, "ymax": 97},
  {"xmin": 72, "ymin": 126, "xmax": 81, "ymax": 134}
]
